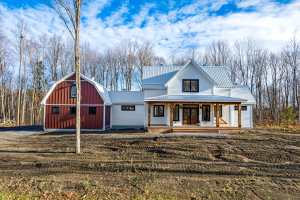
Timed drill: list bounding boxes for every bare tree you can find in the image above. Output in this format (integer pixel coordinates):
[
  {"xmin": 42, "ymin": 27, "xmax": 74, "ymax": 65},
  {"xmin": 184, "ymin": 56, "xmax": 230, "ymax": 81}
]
[
  {"xmin": 12, "ymin": 19, "xmax": 29, "ymax": 126},
  {"xmin": 44, "ymin": 0, "xmax": 85, "ymax": 154}
]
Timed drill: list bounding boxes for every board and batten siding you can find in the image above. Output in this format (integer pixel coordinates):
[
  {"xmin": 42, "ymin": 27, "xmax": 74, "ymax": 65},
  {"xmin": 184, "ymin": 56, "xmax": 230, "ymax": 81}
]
[
  {"xmin": 45, "ymin": 75, "xmax": 105, "ymax": 130},
  {"xmin": 230, "ymin": 105, "xmax": 252, "ymax": 128},
  {"xmin": 166, "ymin": 63, "xmax": 214, "ymax": 95},
  {"xmin": 111, "ymin": 105, "xmax": 144, "ymax": 127}
]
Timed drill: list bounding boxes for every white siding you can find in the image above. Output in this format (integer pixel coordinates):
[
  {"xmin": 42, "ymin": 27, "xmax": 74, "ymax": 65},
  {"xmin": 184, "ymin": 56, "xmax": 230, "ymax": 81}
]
[
  {"xmin": 166, "ymin": 63, "xmax": 214, "ymax": 95},
  {"xmin": 111, "ymin": 105, "xmax": 144, "ymax": 126},
  {"xmin": 230, "ymin": 104, "xmax": 252, "ymax": 128}
]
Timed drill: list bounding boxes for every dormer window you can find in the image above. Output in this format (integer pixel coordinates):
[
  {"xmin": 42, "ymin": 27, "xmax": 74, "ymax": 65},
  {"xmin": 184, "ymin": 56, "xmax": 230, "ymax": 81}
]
[{"xmin": 182, "ymin": 79, "xmax": 199, "ymax": 92}]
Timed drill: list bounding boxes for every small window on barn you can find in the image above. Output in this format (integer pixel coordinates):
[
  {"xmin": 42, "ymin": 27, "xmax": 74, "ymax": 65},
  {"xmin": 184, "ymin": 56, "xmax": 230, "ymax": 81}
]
[
  {"xmin": 121, "ymin": 105, "xmax": 135, "ymax": 111},
  {"xmin": 154, "ymin": 105, "xmax": 164, "ymax": 117},
  {"xmin": 70, "ymin": 107, "xmax": 76, "ymax": 114},
  {"xmin": 89, "ymin": 107, "xmax": 96, "ymax": 115},
  {"xmin": 52, "ymin": 107, "xmax": 59, "ymax": 114},
  {"xmin": 70, "ymin": 85, "xmax": 76, "ymax": 98},
  {"xmin": 234, "ymin": 106, "xmax": 247, "ymax": 111}
]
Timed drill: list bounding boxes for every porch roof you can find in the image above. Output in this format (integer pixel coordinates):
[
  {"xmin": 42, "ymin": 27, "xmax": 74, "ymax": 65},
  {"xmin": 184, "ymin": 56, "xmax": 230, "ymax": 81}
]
[{"xmin": 144, "ymin": 94, "xmax": 247, "ymax": 102}]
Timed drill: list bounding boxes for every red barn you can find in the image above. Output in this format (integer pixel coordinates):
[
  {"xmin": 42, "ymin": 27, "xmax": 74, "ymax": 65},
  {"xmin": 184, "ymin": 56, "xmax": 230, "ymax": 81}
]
[{"xmin": 41, "ymin": 72, "xmax": 112, "ymax": 131}]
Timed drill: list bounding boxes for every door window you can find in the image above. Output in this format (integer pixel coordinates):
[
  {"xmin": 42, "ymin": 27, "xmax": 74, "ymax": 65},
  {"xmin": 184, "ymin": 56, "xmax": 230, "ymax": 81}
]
[{"xmin": 202, "ymin": 105, "xmax": 210, "ymax": 121}]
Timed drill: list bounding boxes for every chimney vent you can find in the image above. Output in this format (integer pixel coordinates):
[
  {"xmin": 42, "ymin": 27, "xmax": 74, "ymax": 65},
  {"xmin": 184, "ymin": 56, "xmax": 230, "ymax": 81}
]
[
  {"xmin": 160, "ymin": 63, "xmax": 163, "ymax": 66},
  {"xmin": 91, "ymin": 77, "xmax": 95, "ymax": 81}
]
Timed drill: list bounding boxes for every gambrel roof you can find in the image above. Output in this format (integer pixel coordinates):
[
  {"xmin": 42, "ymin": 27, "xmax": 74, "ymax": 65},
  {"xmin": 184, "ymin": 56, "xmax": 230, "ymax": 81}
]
[
  {"xmin": 41, "ymin": 72, "xmax": 112, "ymax": 105},
  {"xmin": 142, "ymin": 60, "xmax": 234, "ymax": 89}
]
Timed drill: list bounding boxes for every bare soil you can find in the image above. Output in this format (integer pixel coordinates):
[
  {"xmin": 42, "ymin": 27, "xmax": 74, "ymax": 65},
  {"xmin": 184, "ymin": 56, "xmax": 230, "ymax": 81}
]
[{"xmin": 0, "ymin": 129, "xmax": 300, "ymax": 199}]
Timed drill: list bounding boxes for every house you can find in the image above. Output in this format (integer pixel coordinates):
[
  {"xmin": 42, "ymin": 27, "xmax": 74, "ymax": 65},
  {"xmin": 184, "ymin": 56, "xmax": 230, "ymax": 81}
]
[{"xmin": 41, "ymin": 59, "xmax": 256, "ymax": 131}]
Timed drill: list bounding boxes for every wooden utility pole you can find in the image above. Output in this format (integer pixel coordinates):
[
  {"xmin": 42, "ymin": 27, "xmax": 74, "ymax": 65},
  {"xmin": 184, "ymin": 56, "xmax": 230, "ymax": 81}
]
[{"xmin": 44, "ymin": 0, "xmax": 85, "ymax": 154}]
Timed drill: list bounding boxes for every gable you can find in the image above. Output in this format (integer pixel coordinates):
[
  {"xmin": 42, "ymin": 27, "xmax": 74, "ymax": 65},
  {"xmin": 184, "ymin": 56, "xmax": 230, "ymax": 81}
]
[{"xmin": 167, "ymin": 62, "xmax": 214, "ymax": 95}]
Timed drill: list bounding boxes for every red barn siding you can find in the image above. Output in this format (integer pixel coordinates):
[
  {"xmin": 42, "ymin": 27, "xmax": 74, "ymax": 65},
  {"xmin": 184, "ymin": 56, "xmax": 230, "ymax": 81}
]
[
  {"xmin": 105, "ymin": 106, "xmax": 110, "ymax": 128},
  {"xmin": 46, "ymin": 79, "xmax": 104, "ymax": 105},
  {"xmin": 45, "ymin": 105, "xmax": 104, "ymax": 129}
]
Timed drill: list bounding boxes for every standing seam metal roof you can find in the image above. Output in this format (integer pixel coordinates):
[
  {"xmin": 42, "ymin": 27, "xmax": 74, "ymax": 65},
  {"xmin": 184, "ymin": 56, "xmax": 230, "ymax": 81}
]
[
  {"xmin": 142, "ymin": 65, "xmax": 234, "ymax": 88},
  {"xmin": 144, "ymin": 95, "xmax": 246, "ymax": 102},
  {"xmin": 109, "ymin": 91, "xmax": 144, "ymax": 104}
]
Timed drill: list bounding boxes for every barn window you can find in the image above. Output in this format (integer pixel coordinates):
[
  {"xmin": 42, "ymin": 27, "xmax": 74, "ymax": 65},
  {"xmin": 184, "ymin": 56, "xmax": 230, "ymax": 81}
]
[
  {"xmin": 234, "ymin": 106, "xmax": 247, "ymax": 111},
  {"xmin": 182, "ymin": 79, "xmax": 199, "ymax": 92},
  {"xmin": 89, "ymin": 107, "xmax": 96, "ymax": 115},
  {"xmin": 70, "ymin": 107, "xmax": 76, "ymax": 114},
  {"xmin": 154, "ymin": 105, "xmax": 164, "ymax": 117},
  {"xmin": 121, "ymin": 105, "xmax": 135, "ymax": 111},
  {"xmin": 52, "ymin": 107, "xmax": 59, "ymax": 114},
  {"xmin": 70, "ymin": 85, "xmax": 76, "ymax": 98}
]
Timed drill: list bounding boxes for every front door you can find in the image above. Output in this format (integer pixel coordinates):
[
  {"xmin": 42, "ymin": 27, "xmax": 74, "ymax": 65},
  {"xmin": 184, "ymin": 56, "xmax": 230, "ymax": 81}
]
[{"xmin": 183, "ymin": 107, "xmax": 199, "ymax": 125}]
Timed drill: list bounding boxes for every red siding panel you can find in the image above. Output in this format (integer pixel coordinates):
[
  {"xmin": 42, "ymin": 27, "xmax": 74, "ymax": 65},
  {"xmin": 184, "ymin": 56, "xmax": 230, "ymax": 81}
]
[
  {"xmin": 105, "ymin": 106, "xmax": 110, "ymax": 128},
  {"xmin": 45, "ymin": 105, "xmax": 104, "ymax": 129},
  {"xmin": 46, "ymin": 80, "xmax": 104, "ymax": 105}
]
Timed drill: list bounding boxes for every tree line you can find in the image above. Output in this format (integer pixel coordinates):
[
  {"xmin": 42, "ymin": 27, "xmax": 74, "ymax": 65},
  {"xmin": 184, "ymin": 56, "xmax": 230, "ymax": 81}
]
[{"xmin": 0, "ymin": 17, "xmax": 299, "ymax": 126}]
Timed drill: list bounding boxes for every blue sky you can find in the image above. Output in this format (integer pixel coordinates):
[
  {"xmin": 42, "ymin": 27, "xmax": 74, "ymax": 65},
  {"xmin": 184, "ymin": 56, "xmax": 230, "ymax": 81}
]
[{"xmin": 0, "ymin": 0, "xmax": 298, "ymax": 58}]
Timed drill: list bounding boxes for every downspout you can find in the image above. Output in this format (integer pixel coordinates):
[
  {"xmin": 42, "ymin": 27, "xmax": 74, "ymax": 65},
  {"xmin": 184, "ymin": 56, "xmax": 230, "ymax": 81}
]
[{"xmin": 103, "ymin": 103, "xmax": 106, "ymax": 131}]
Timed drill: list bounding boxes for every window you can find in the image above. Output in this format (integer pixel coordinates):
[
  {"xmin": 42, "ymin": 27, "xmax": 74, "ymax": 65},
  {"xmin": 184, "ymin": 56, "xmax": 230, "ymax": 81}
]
[
  {"xmin": 70, "ymin": 85, "xmax": 76, "ymax": 98},
  {"xmin": 154, "ymin": 105, "xmax": 164, "ymax": 117},
  {"xmin": 214, "ymin": 106, "xmax": 222, "ymax": 117},
  {"xmin": 234, "ymin": 106, "xmax": 247, "ymax": 111},
  {"xmin": 89, "ymin": 107, "xmax": 96, "ymax": 115},
  {"xmin": 121, "ymin": 105, "xmax": 135, "ymax": 111},
  {"xmin": 70, "ymin": 107, "xmax": 76, "ymax": 114},
  {"xmin": 173, "ymin": 105, "xmax": 179, "ymax": 121},
  {"xmin": 202, "ymin": 105, "xmax": 210, "ymax": 121},
  {"xmin": 52, "ymin": 107, "xmax": 59, "ymax": 114},
  {"xmin": 182, "ymin": 79, "xmax": 199, "ymax": 92}
]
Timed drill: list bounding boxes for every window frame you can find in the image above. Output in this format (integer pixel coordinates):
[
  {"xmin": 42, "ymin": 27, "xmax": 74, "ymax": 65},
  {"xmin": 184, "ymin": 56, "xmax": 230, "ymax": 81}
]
[
  {"xmin": 89, "ymin": 107, "xmax": 97, "ymax": 115},
  {"xmin": 121, "ymin": 105, "xmax": 135, "ymax": 111},
  {"xmin": 52, "ymin": 107, "xmax": 59, "ymax": 114},
  {"xmin": 173, "ymin": 105, "xmax": 179, "ymax": 121},
  {"xmin": 234, "ymin": 106, "xmax": 247, "ymax": 111},
  {"xmin": 70, "ymin": 107, "xmax": 76, "ymax": 115},
  {"xmin": 182, "ymin": 79, "xmax": 199, "ymax": 92},
  {"xmin": 153, "ymin": 105, "xmax": 164, "ymax": 117},
  {"xmin": 70, "ymin": 85, "xmax": 76, "ymax": 98}
]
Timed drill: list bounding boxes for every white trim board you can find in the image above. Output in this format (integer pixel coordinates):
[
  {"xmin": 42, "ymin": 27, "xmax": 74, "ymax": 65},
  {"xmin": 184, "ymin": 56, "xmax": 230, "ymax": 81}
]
[
  {"xmin": 45, "ymin": 104, "xmax": 105, "ymax": 106},
  {"xmin": 44, "ymin": 129, "xmax": 105, "ymax": 132}
]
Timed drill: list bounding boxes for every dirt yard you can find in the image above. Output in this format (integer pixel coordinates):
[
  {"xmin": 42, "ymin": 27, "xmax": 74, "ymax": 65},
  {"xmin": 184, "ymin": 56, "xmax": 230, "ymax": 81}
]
[{"xmin": 0, "ymin": 129, "xmax": 300, "ymax": 199}]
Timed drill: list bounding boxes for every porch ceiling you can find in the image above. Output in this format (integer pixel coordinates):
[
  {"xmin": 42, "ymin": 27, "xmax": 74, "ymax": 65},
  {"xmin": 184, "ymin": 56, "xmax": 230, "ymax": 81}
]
[{"xmin": 144, "ymin": 94, "xmax": 246, "ymax": 102}]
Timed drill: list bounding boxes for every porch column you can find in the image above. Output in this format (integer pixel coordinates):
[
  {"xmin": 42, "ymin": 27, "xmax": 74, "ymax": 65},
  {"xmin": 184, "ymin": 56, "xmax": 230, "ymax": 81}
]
[
  {"xmin": 168, "ymin": 103, "xmax": 175, "ymax": 126},
  {"xmin": 216, "ymin": 103, "xmax": 220, "ymax": 127},
  {"xmin": 238, "ymin": 103, "xmax": 242, "ymax": 128},
  {"xmin": 148, "ymin": 103, "xmax": 153, "ymax": 127}
]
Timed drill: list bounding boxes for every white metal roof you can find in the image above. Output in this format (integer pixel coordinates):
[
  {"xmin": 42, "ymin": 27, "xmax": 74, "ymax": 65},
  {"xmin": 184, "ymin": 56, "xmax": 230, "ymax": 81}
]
[
  {"xmin": 41, "ymin": 72, "xmax": 112, "ymax": 105},
  {"xmin": 109, "ymin": 91, "xmax": 144, "ymax": 104},
  {"xmin": 142, "ymin": 60, "xmax": 234, "ymax": 88},
  {"xmin": 144, "ymin": 95, "xmax": 246, "ymax": 102},
  {"xmin": 231, "ymin": 85, "xmax": 256, "ymax": 104}
]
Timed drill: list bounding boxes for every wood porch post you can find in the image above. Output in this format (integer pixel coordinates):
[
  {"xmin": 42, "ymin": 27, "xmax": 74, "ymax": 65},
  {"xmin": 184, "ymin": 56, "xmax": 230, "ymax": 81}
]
[
  {"xmin": 168, "ymin": 103, "xmax": 175, "ymax": 126},
  {"xmin": 216, "ymin": 103, "xmax": 220, "ymax": 127},
  {"xmin": 148, "ymin": 103, "xmax": 153, "ymax": 127},
  {"xmin": 238, "ymin": 103, "xmax": 241, "ymax": 128}
]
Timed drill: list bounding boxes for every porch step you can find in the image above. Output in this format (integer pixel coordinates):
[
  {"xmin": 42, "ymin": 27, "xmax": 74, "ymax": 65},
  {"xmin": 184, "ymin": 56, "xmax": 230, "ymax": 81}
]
[{"xmin": 172, "ymin": 129, "xmax": 220, "ymax": 133}]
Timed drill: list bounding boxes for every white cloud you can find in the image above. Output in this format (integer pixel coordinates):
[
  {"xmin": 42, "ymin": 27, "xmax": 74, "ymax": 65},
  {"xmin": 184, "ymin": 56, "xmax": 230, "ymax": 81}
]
[{"xmin": 0, "ymin": 0, "xmax": 299, "ymax": 60}]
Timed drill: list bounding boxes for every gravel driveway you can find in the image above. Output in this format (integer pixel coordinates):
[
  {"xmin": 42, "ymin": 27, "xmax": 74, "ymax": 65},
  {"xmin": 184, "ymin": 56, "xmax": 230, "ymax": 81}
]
[{"xmin": 0, "ymin": 125, "xmax": 43, "ymax": 145}]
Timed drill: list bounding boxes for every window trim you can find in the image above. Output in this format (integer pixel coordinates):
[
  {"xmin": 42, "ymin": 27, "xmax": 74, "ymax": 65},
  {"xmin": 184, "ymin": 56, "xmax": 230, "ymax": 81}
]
[
  {"xmin": 52, "ymin": 107, "xmax": 59, "ymax": 114},
  {"xmin": 234, "ymin": 106, "xmax": 247, "ymax": 111},
  {"xmin": 70, "ymin": 107, "xmax": 76, "ymax": 115},
  {"xmin": 89, "ymin": 107, "xmax": 97, "ymax": 115},
  {"xmin": 121, "ymin": 105, "xmax": 135, "ymax": 111},
  {"xmin": 70, "ymin": 85, "xmax": 76, "ymax": 98},
  {"xmin": 173, "ymin": 105, "xmax": 179, "ymax": 121},
  {"xmin": 153, "ymin": 105, "xmax": 164, "ymax": 117},
  {"xmin": 182, "ymin": 79, "xmax": 199, "ymax": 92}
]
